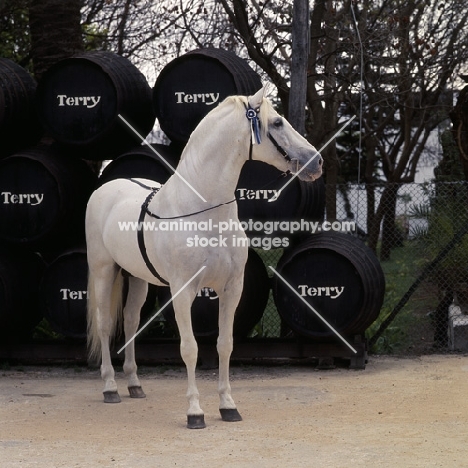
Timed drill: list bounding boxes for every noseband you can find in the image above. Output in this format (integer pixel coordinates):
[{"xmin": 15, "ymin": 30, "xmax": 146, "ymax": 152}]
[{"xmin": 245, "ymin": 104, "xmax": 292, "ymax": 163}]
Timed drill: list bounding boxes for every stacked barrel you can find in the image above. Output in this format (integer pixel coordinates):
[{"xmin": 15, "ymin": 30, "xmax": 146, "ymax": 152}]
[
  {"xmin": 0, "ymin": 52, "xmax": 155, "ymax": 339},
  {"xmin": 1, "ymin": 48, "xmax": 384, "ymax": 347}
]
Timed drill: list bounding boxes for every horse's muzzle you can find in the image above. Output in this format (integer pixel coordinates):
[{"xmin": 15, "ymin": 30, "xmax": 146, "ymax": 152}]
[{"xmin": 293, "ymin": 152, "xmax": 323, "ymax": 182}]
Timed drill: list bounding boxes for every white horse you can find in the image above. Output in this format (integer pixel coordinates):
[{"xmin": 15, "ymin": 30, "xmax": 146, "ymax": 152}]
[{"xmin": 86, "ymin": 86, "xmax": 323, "ymax": 429}]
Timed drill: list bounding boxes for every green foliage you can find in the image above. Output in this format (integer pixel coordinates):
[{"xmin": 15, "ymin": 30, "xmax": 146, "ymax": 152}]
[
  {"xmin": 409, "ymin": 182, "xmax": 468, "ymax": 285},
  {"xmin": 32, "ymin": 318, "xmax": 63, "ymax": 340},
  {"xmin": 83, "ymin": 23, "xmax": 109, "ymax": 51},
  {"xmin": 368, "ymin": 248, "xmax": 410, "ymax": 353},
  {"xmin": 368, "ymin": 242, "xmax": 435, "ymax": 354},
  {"xmin": 408, "ymin": 127, "xmax": 468, "ymax": 286},
  {"xmin": 368, "ymin": 324, "xmax": 405, "ymax": 354},
  {"xmin": 0, "ymin": 0, "xmax": 32, "ymax": 69}
]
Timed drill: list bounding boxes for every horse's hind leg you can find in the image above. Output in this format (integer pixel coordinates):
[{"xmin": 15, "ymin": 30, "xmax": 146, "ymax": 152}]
[
  {"xmin": 91, "ymin": 264, "xmax": 122, "ymax": 403},
  {"xmin": 172, "ymin": 287, "xmax": 205, "ymax": 429},
  {"xmin": 217, "ymin": 280, "xmax": 244, "ymax": 422},
  {"xmin": 123, "ymin": 276, "xmax": 148, "ymax": 398}
]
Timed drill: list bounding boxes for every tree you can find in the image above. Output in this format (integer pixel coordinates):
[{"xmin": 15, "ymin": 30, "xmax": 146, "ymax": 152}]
[
  {"xmin": 350, "ymin": 0, "xmax": 468, "ymax": 258},
  {"xmin": 83, "ymin": 0, "xmax": 468, "ymax": 260},
  {"xmin": 214, "ymin": 0, "xmax": 468, "ymax": 258},
  {"xmin": 29, "ymin": 0, "xmax": 84, "ymax": 79}
]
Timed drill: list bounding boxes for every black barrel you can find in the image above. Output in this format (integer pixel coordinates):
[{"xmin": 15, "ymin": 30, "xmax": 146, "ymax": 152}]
[
  {"xmin": 99, "ymin": 144, "xmax": 182, "ymax": 186},
  {"xmin": 153, "ymin": 48, "xmax": 262, "ymax": 144},
  {"xmin": 0, "ymin": 247, "xmax": 45, "ymax": 339},
  {"xmin": 40, "ymin": 248, "xmax": 158, "ymax": 339},
  {"xmin": 40, "ymin": 248, "xmax": 89, "ymax": 339},
  {"xmin": 0, "ymin": 145, "xmax": 97, "ymax": 248},
  {"xmin": 36, "ymin": 51, "xmax": 155, "ymax": 159},
  {"xmin": 272, "ymin": 232, "xmax": 385, "ymax": 340},
  {"xmin": 0, "ymin": 59, "xmax": 42, "ymax": 157},
  {"xmin": 236, "ymin": 160, "xmax": 325, "ymax": 245},
  {"xmin": 160, "ymin": 248, "xmax": 270, "ymax": 340}
]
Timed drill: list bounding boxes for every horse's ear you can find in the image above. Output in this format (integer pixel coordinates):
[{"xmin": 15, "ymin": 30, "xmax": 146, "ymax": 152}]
[{"xmin": 248, "ymin": 86, "xmax": 266, "ymax": 110}]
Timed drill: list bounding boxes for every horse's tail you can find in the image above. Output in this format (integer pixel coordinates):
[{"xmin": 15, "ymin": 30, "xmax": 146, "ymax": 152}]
[{"xmin": 87, "ymin": 267, "xmax": 124, "ymax": 365}]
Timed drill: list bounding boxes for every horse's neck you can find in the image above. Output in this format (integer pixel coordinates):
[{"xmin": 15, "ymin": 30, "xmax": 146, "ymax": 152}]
[
  {"xmin": 158, "ymin": 132, "xmax": 249, "ymax": 215},
  {"xmin": 180, "ymin": 146, "xmax": 246, "ymax": 198}
]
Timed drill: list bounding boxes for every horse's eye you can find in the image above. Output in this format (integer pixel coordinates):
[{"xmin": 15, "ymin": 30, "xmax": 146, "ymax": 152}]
[{"xmin": 273, "ymin": 118, "xmax": 283, "ymax": 128}]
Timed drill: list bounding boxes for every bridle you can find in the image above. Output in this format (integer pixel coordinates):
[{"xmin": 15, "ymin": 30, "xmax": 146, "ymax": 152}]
[{"xmin": 245, "ymin": 104, "xmax": 293, "ymax": 165}]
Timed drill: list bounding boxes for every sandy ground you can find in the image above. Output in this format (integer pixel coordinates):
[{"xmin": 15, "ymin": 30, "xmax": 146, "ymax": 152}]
[{"xmin": 1, "ymin": 354, "xmax": 467, "ymax": 468}]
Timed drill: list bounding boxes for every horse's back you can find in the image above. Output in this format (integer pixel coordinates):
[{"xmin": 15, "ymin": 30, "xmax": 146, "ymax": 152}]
[
  {"xmin": 88, "ymin": 177, "xmax": 160, "ymax": 208},
  {"xmin": 87, "ymin": 177, "xmax": 159, "ymax": 224}
]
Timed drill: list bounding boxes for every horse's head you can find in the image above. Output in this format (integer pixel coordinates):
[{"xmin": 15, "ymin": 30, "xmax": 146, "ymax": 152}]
[{"xmin": 247, "ymin": 87, "xmax": 323, "ymax": 182}]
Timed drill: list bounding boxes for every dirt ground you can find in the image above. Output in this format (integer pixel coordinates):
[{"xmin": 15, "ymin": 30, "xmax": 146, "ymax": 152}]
[{"xmin": 1, "ymin": 354, "xmax": 467, "ymax": 468}]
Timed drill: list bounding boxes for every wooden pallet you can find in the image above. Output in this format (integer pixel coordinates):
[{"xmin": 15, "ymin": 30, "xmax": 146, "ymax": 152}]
[{"xmin": 0, "ymin": 335, "xmax": 367, "ymax": 369}]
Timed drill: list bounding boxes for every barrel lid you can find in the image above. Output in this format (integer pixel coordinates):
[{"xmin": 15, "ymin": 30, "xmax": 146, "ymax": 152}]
[
  {"xmin": 36, "ymin": 51, "xmax": 155, "ymax": 156},
  {"xmin": 236, "ymin": 161, "xmax": 325, "ymax": 241},
  {"xmin": 0, "ymin": 145, "xmax": 97, "ymax": 247},
  {"xmin": 37, "ymin": 56, "xmax": 117, "ymax": 145},
  {"xmin": 153, "ymin": 48, "xmax": 262, "ymax": 143},
  {"xmin": 273, "ymin": 232, "xmax": 385, "ymax": 339},
  {"xmin": 0, "ymin": 151, "xmax": 61, "ymax": 244},
  {"xmin": 40, "ymin": 249, "xmax": 88, "ymax": 339}
]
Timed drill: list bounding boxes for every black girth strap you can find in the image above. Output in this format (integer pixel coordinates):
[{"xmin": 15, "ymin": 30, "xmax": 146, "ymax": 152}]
[{"xmin": 129, "ymin": 178, "xmax": 169, "ymax": 286}]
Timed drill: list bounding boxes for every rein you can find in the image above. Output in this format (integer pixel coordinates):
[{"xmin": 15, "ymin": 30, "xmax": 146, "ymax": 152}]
[
  {"xmin": 144, "ymin": 194, "xmax": 236, "ymax": 221},
  {"xmin": 129, "ymin": 178, "xmax": 236, "ymax": 220}
]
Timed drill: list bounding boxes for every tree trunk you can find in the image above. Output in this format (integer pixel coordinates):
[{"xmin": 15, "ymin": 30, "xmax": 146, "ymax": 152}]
[
  {"xmin": 366, "ymin": 183, "xmax": 376, "ymax": 241},
  {"xmin": 368, "ymin": 185, "xmax": 390, "ymax": 254},
  {"xmin": 29, "ymin": 0, "xmax": 83, "ymax": 80},
  {"xmin": 288, "ymin": 0, "xmax": 309, "ymax": 133},
  {"xmin": 380, "ymin": 184, "xmax": 400, "ymax": 261},
  {"xmin": 322, "ymin": 22, "xmax": 340, "ymax": 221},
  {"xmin": 368, "ymin": 183, "xmax": 400, "ymax": 260},
  {"xmin": 324, "ymin": 146, "xmax": 339, "ymax": 221},
  {"xmin": 450, "ymin": 85, "xmax": 468, "ymax": 180}
]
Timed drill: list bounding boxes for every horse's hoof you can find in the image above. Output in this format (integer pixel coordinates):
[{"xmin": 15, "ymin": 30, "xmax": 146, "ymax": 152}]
[
  {"xmin": 128, "ymin": 386, "xmax": 146, "ymax": 399},
  {"xmin": 103, "ymin": 391, "xmax": 121, "ymax": 403},
  {"xmin": 220, "ymin": 408, "xmax": 242, "ymax": 422},
  {"xmin": 187, "ymin": 414, "xmax": 206, "ymax": 429}
]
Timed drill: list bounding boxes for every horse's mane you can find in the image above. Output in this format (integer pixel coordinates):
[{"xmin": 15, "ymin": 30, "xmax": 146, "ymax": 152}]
[{"xmin": 179, "ymin": 94, "xmax": 272, "ymax": 161}]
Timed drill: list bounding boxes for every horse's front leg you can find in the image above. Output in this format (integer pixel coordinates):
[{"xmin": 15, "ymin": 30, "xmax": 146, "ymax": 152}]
[
  {"xmin": 172, "ymin": 288, "xmax": 205, "ymax": 429},
  {"xmin": 123, "ymin": 277, "xmax": 148, "ymax": 398},
  {"xmin": 217, "ymin": 279, "xmax": 243, "ymax": 422}
]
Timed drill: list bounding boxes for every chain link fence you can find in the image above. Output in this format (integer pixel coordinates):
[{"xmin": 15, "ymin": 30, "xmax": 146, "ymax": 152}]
[{"xmin": 254, "ymin": 181, "xmax": 468, "ymax": 355}]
